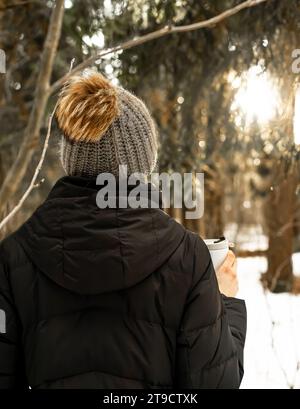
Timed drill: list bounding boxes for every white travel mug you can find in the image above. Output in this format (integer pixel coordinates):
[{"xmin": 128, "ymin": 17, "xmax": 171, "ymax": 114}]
[{"xmin": 204, "ymin": 237, "xmax": 229, "ymax": 271}]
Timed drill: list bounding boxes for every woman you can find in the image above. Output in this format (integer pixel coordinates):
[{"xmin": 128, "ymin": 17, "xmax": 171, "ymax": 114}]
[{"xmin": 0, "ymin": 72, "xmax": 246, "ymax": 389}]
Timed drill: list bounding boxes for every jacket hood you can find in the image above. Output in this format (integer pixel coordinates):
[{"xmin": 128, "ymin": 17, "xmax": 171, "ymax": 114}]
[{"xmin": 15, "ymin": 176, "xmax": 185, "ymax": 295}]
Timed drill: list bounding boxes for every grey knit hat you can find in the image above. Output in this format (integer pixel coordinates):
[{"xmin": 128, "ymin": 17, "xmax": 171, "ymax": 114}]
[{"xmin": 55, "ymin": 72, "xmax": 158, "ymax": 178}]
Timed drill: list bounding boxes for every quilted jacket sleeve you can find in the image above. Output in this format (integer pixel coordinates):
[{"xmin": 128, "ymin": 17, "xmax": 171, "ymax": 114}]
[
  {"xmin": 0, "ymin": 243, "xmax": 27, "ymax": 389},
  {"xmin": 175, "ymin": 236, "xmax": 247, "ymax": 389}
]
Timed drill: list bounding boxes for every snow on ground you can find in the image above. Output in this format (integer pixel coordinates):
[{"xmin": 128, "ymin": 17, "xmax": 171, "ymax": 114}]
[{"xmin": 237, "ymin": 253, "xmax": 300, "ymax": 389}]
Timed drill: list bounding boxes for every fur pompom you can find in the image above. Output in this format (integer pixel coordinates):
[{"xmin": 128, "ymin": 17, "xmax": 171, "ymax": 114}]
[{"xmin": 55, "ymin": 72, "xmax": 119, "ymax": 142}]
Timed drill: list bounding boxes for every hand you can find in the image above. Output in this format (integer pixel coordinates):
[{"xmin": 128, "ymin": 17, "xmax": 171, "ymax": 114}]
[{"xmin": 216, "ymin": 250, "xmax": 238, "ymax": 297}]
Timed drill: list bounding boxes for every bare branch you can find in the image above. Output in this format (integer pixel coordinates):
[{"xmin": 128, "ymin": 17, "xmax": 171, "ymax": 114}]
[
  {"xmin": 50, "ymin": 0, "xmax": 271, "ymax": 95},
  {"xmin": 0, "ymin": 0, "xmax": 64, "ymax": 218},
  {"xmin": 0, "ymin": 105, "xmax": 55, "ymax": 230},
  {"xmin": 0, "ymin": 59, "xmax": 75, "ymax": 231}
]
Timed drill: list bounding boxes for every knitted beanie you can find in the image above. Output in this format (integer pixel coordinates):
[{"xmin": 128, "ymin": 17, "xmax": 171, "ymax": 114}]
[{"xmin": 55, "ymin": 72, "xmax": 158, "ymax": 178}]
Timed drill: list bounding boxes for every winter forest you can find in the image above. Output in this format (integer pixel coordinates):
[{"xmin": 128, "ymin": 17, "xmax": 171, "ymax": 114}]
[{"xmin": 1, "ymin": 0, "xmax": 300, "ymax": 389}]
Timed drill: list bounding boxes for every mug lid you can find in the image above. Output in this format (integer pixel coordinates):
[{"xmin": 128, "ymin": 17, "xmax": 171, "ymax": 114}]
[{"xmin": 204, "ymin": 237, "xmax": 229, "ymax": 251}]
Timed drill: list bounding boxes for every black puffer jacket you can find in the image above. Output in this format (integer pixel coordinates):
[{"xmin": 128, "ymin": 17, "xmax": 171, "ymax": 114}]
[{"xmin": 0, "ymin": 177, "xmax": 246, "ymax": 389}]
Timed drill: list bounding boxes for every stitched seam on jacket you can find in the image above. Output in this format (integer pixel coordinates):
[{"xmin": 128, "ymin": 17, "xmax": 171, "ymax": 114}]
[
  {"xmin": 165, "ymin": 230, "xmax": 187, "ymax": 271},
  {"xmin": 115, "ymin": 207, "xmax": 126, "ymax": 288},
  {"xmin": 33, "ymin": 369, "xmax": 173, "ymax": 389},
  {"xmin": 180, "ymin": 310, "xmax": 226, "ymax": 335},
  {"xmin": 178, "ymin": 353, "xmax": 238, "ymax": 377},
  {"xmin": 183, "ymin": 235, "xmax": 213, "ymax": 308},
  {"xmin": 1, "ymin": 237, "xmax": 32, "ymax": 280},
  {"xmin": 2, "ymin": 258, "xmax": 32, "ymax": 273},
  {"xmin": 190, "ymin": 234, "xmax": 198, "ymax": 285},
  {"xmin": 60, "ymin": 205, "xmax": 67, "ymax": 286},
  {"xmin": 203, "ymin": 352, "xmax": 238, "ymax": 372},
  {"xmin": 185, "ymin": 332, "xmax": 192, "ymax": 386},
  {"xmin": 150, "ymin": 208, "xmax": 160, "ymax": 264},
  {"xmin": 193, "ymin": 235, "xmax": 211, "ymax": 282},
  {"xmin": 150, "ymin": 208, "xmax": 165, "ymax": 328},
  {"xmin": 33, "ymin": 306, "xmax": 177, "ymax": 332}
]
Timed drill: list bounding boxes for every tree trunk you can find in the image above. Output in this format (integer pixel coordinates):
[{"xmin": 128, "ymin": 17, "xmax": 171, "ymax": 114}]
[
  {"xmin": 262, "ymin": 164, "xmax": 298, "ymax": 293},
  {"xmin": 203, "ymin": 165, "xmax": 224, "ymax": 238}
]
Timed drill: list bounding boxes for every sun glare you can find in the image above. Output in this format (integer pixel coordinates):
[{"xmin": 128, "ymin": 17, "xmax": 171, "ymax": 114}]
[{"xmin": 231, "ymin": 65, "xmax": 280, "ymax": 127}]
